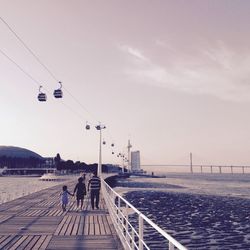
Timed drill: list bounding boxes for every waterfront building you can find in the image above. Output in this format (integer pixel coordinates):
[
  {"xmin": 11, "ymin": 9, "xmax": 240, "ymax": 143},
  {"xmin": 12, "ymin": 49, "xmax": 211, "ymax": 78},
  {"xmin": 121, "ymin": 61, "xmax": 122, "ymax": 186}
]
[
  {"xmin": 0, "ymin": 146, "xmax": 44, "ymax": 169},
  {"xmin": 131, "ymin": 150, "xmax": 141, "ymax": 172}
]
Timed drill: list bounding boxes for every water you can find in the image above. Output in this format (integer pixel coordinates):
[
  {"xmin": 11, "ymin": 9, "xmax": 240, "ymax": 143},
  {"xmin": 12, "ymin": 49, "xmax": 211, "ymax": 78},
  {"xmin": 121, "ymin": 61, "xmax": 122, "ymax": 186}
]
[
  {"xmin": 0, "ymin": 176, "xmax": 64, "ymax": 204},
  {"xmin": 116, "ymin": 173, "xmax": 250, "ymax": 249}
]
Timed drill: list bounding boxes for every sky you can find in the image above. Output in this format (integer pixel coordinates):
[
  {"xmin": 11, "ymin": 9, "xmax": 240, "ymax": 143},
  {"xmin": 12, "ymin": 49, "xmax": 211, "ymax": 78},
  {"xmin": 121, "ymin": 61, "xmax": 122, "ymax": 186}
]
[{"xmin": 1, "ymin": 0, "xmax": 250, "ymax": 170}]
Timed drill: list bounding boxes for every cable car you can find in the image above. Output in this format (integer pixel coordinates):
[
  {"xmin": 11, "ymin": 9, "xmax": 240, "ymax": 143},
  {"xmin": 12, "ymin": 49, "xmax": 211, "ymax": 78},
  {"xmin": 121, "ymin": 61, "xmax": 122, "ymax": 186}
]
[
  {"xmin": 53, "ymin": 81, "xmax": 63, "ymax": 98},
  {"xmin": 103, "ymin": 141, "xmax": 106, "ymax": 145},
  {"xmin": 38, "ymin": 86, "xmax": 47, "ymax": 102}
]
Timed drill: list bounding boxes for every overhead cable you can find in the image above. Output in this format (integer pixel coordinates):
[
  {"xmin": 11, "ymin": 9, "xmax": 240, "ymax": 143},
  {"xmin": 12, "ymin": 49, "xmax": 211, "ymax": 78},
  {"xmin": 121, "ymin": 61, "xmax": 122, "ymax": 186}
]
[
  {"xmin": 0, "ymin": 15, "xmax": 99, "ymax": 123},
  {"xmin": 0, "ymin": 48, "xmax": 41, "ymax": 87}
]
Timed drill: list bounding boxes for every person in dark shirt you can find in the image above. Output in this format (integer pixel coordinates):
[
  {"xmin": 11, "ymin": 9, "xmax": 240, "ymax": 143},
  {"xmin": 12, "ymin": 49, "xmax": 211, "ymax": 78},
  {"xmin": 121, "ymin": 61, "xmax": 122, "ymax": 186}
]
[
  {"xmin": 74, "ymin": 177, "xmax": 86, "ymax": 211},
  {"xmin": 88, "ymin": 172, "xmax": 101, "ymax": 209}
]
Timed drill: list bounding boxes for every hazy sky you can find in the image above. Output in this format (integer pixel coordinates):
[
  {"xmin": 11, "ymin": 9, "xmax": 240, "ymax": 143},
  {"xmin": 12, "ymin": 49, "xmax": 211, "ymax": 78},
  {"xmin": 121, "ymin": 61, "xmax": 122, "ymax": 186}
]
[{"xmin": 1, "ymin": 0, "xmax": 250, "ymax": 169}]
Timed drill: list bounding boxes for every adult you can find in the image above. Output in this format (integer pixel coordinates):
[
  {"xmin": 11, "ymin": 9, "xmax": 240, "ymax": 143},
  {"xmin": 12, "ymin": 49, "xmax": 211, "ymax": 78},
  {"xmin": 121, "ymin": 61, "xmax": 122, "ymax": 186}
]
[
  {"xmin": 74, "ymin": 177, "xmax": 86, "ymax": 211},
  {"xmin": 88, "ymin": 172, "xmax": 101, "ymax": 209}
]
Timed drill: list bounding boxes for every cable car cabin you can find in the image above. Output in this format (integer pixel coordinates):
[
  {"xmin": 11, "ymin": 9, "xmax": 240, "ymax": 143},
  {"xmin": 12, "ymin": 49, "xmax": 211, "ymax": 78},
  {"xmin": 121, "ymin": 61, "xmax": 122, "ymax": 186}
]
[
  {"xmin": 86, "ymin": 124, "xmax": 90, "ymax": 130},
  {"xmin": 38, "ymin": 93, "xmax": 47, "ymax": 102},
  {"xmin": 103, "ymin": 141, "xmax": 106, "ymax": 145},
  {"xmin": 54, "ymin": 89, "xmax": 63, "ymax": 98}
]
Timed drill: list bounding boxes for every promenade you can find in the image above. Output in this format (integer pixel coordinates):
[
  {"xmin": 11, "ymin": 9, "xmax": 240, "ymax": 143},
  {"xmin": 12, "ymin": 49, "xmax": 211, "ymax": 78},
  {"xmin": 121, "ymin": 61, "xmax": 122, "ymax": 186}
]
[{"xmin": 0, "ymin": 181, "xmax": 122, "ymax": 250}]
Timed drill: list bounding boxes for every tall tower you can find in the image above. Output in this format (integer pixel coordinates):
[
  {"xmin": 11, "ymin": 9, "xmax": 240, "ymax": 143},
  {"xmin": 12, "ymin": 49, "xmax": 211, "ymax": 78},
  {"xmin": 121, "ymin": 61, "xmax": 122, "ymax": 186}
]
[
  {"xmin": 131, "ymin": 151, "xmax": 141, "ymax": 172},
  {"xmin": 127, "ymin": 140, "xmax": 132, "ymax": 172}
]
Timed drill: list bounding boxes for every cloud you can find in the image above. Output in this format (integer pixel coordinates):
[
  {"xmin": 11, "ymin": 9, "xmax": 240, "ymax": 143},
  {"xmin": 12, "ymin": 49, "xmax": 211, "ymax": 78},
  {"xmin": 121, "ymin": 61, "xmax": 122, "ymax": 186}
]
[
  {"xmin": 120, "ymin": 42, "xmax": 250, "ymax": 102},
  {"xmin": 119, "ymin": 45, "xmax": 149, "ymax": 63}
]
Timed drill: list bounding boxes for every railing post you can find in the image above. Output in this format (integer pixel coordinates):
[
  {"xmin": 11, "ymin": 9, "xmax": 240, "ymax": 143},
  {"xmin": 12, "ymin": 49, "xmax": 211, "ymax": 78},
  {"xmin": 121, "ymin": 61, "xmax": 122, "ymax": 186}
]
[
  {"xmin": 139, "ymin": 214, "xmax": 144, "ymax": 250},
  {"xmin": 169, "ymin": 242, "xmax": 175, "ymax": 250},
  {"xmin": 219, "ymin": 166, "xmax": 222, "ymax": 174},
  {"xmin": 131, "ymin": 230, "xmax": 135, "ymax": 250},
  {"xmin": 118, "ymin": 197, "xmax": 121, "ymax": 230},
  {"xmin": 125, "ymin": 204, "xmax": 129, "ymax": 241}
]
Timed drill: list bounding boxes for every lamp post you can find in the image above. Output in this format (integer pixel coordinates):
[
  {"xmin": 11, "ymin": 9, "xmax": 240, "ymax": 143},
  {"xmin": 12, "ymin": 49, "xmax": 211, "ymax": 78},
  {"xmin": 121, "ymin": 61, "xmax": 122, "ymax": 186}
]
[{"xmin": 95, "ymin": 124, "xmax": 106, "ymax": 177}]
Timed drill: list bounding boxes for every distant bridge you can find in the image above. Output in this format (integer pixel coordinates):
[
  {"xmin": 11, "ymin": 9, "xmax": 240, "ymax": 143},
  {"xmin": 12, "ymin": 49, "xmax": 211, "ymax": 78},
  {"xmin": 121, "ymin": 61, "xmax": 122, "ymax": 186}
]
[{"xmin": 141, "ymin": 164, "xmax": 250, "ymax": 174}]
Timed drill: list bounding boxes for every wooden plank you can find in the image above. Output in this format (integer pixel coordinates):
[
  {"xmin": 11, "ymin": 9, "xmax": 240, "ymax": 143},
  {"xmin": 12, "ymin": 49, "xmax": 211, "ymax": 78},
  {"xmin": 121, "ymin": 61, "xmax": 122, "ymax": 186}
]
[
  {"xmin": 77, "ymin": 216, "xmax": 85, "ymax": 236},
  {"xmin": 0, "ymin": 235, "xmax": 9, "ymax": 244},
  {"xmin": 94, "ymin": 223, "xmax": 101, "ymax": 235},
  {"xmin": 83, "ymin": 216, "xmax": 89, "ymax": 235},
  {"xmin": 72, "ymin": 215, "xmax": 80, "ymax": 235},
  {"xmin": 32, "ymin": 235, "xmax": 47, "ymax": 249},
  {"xmin": 89, "ymin": 215, "xmax": 94, "ymax": 224},
  {"xmin": 25, "ymin": 235, "xmax": 40, "ymax": 250},
  {"xmin": 39, "ymin": 235, "xmax": 52, "ymax": 250},
  {"xmin": 15, "ymin": 235, "xmax": 33, "ymax": 250},
  {"xmin": 103, "ymin": 216, "xmax": 112, "ymax": 235},
  {"xmin": 47, "ymin": 236, "xmax": 118, "ymax": 249},
  {"xmin": 54, "ymin": 216, "xmax": 68, "ymax": 236},
  {"xmin": 59, "ymin": 215, "xmax": 72, "ymax": 236},
  {"xmin": 1, "ymin": 235, "xmax": 21, "ymax": 249},
  {"xmin": 0, "ymin": 215, "xmax": 12, "ymax": 223},
  {"xmin": 89, "ymin": 222, "xmax": 94, "ymax": 235},
  {"xmin": 0, "ymin": 235, "xmax": 16, "ymax": 249},
  {"xmin": 8, "ymin": 235, "xmax": 29, "ymax": 250},
  {"xmin": 99, "ymin": 222, "xmax": 106, "ymax": 235},
  {"xmin": 65, "ymin": 216, "xmax": 76, "ymax": 236}
]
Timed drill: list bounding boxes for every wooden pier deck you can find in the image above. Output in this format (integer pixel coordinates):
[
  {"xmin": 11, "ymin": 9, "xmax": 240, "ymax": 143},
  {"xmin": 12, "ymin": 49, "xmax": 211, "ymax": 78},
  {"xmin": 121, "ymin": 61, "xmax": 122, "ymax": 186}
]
[{"xmin": 0, "ymin": 181, "xmax": 122, "ymax": 250}]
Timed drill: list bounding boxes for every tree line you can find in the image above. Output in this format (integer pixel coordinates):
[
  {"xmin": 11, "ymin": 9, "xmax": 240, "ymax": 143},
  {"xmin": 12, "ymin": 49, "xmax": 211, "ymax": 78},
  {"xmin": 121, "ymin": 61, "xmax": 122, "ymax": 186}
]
[
  {"xmin": 0, "ymin": 153, "xmax": 121, "ymax": 174},
  {"xmin": 54, "ymin": 153, "xmax": 121, "ymax": 173}
]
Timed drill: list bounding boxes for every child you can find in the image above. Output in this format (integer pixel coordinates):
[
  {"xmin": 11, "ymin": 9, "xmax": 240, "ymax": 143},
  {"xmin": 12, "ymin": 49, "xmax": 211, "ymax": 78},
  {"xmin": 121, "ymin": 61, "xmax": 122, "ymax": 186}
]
[
  {"xmin": 61, "ymin": 185, "xmax": 73, "ymax": 212},
  {"xmin": 74, "ymin": 177, "xmax": 86, "ymax": 211}
]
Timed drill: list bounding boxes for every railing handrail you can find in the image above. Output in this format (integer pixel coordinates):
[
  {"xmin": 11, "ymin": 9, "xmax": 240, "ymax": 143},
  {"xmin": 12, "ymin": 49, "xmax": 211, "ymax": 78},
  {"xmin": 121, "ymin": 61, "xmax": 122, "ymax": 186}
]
[{"xmin": 101, "ymin": 178, "xmax": 187, "ymax": 250}]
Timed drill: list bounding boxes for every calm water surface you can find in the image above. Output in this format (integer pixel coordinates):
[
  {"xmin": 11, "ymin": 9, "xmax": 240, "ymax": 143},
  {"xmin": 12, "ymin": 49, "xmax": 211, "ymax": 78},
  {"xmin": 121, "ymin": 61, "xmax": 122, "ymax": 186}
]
[
  {"xmin": 0, "ymin": 176, "xmax": 63, "ymax": 203},
  {"xmin": 116, "ymin": 173, "xmax": 250, "ymax": 249}
]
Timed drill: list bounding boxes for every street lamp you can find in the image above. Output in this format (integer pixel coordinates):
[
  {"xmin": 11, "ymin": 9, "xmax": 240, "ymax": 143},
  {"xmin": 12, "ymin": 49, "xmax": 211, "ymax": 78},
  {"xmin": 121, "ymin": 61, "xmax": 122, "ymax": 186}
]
[{"xmin": 95, "ymin": 124, "xmax": 106, "ymax": 177}]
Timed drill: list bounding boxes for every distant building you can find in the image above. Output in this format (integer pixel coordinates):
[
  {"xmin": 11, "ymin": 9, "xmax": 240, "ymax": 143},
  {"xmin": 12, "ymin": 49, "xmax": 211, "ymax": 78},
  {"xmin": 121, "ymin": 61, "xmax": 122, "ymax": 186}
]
[
  {"xmin": 0, "ymin": 145, "xmax": 44, "ymax": 169},
  {"xmin": 43, "ymin": 157, "xmax": 55, "ymax": 168},
  {"xmin": 131, "ymin": 151, "xmax": 141, "ymax": 172}
]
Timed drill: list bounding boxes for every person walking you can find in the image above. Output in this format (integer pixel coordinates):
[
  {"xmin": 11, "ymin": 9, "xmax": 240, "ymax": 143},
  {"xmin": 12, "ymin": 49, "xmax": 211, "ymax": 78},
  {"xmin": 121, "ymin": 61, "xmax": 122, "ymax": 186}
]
[
  {"xmin": 88, "ymin": 172, "xmax": 101, "ymax": 209},
  {"xmin": 60, "ymin": 185, "xmax": 73, "ymax": 212},
  {"xmin": 74, "ymin": 177, "xmax": 86, "ymax": 211}
]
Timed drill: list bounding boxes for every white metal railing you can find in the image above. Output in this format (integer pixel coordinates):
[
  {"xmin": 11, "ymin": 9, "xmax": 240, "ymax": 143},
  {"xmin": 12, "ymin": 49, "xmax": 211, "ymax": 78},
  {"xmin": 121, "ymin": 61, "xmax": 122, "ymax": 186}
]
[{"xmin": 101, "ymin": 179, "xmax": 187, "ymax": 250}]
